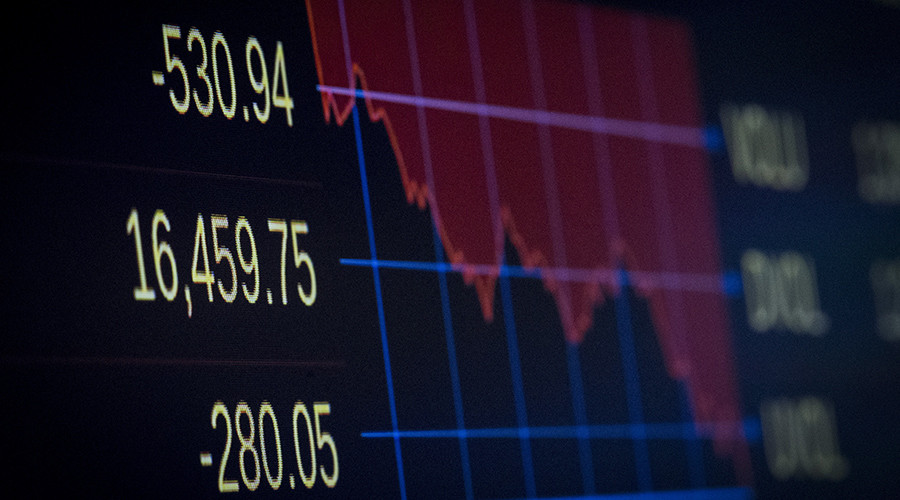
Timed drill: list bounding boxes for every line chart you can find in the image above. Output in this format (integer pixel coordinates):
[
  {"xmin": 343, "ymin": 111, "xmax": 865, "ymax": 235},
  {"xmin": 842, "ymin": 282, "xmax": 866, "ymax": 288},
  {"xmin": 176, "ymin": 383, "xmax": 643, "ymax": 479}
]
[
  {"xmin": 1, "ymin": 0, "xmax": 898, "ymax": 497},
  {"xmin": 305, "ymin": 0, "xmax": 752, "ymax": 493}
]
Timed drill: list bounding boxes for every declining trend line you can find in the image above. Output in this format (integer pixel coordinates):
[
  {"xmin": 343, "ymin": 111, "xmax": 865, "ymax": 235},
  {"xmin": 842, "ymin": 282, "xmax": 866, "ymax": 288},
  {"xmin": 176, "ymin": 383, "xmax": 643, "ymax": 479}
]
[
  {"xmin": 306, "ymin": 0, "xmax": 751, "ymax": 484},
  {"xmin": 306, "ymin": 0, "xmax": 714, "ymax": 346}
]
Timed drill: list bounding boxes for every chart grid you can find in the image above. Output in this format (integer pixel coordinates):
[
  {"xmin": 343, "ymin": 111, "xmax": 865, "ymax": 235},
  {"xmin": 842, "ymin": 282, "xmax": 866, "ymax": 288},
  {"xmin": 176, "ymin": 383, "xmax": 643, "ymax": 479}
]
[{"xmin": 328, "ymin": 0, "xmax": 752, "ymax": 496}]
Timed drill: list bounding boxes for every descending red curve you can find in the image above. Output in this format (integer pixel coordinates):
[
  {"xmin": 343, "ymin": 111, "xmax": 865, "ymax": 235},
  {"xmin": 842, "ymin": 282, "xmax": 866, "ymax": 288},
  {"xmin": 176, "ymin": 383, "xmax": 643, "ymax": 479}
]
[{"xmin": 306, "ymin": 0, "xmax": 751, "ymax": 483}]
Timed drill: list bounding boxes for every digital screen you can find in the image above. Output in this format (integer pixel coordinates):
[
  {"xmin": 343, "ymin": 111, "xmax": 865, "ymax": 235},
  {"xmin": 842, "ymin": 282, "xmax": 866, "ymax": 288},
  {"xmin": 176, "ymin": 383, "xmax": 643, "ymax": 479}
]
[{"xmin": 2, "ymin": 1, "xmax": 899, "ymax": 498}]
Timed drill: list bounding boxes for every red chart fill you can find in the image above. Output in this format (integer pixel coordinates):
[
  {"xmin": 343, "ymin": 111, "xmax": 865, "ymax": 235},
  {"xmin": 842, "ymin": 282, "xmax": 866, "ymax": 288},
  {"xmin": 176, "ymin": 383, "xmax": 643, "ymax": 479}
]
[{"xmin": 306, "ymin": 0, "xmax": 751, "ymax": 482}]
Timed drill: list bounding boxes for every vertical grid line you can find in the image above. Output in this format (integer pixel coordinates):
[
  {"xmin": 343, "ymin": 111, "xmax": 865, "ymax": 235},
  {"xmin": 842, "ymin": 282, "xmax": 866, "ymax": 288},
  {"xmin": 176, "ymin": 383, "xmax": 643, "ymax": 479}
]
[
  {"xmin": 464, "ymin": 1, "xmax": 537, "ymax": 496},
  {"xmin": 520, "ymin": 0, "xmax": 574, "ymax": 327},
  {"xmin": 500, "ymin": 271, "xmax": 537, "ymax": 498},
  {"xmin": 630, "ymin": 16, "xmax": 706, "ymax": 487},
  {"xmin": 337, "ymin": 0, "xmax": 353, "ymax": 86},
  {"xmin": 339, "ymin": 1, "xmax": 406, "ymax": 497},
  {"xmin": 616, "ymin": 269, "xmax": 653, "ymax": 491},
  {"xmin": 433, "ymin": 225, "xmax": 475, "ymax": 500},
  {"xmin": 400, "ymin": 1, "xmax": 474, "ymax": 497},
  {"xmin": 352, "ymin": 103, "xmax": 408, "ymax": 500},
  {"xmin": 576, "ymin": 6, "xmax": 622, "ymax": 240},
  {"xmin": 577, "ymin": 7, "xmax": 627, "ymax": 493},
  {"xmin": 521, "ymin": 0, "xmax": 595, "ymax": 494},
  {"xmin": 463, "ymin": 0, "xmax": 505, "ymax": 264},
  {"xmin": 566, "ymin": 342, "xmax": 597, "ymax": 494}
]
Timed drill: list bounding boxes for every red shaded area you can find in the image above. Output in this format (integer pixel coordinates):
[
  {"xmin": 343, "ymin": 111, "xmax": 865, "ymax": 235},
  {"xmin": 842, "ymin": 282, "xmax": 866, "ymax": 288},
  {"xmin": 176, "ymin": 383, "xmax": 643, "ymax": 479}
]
[{"xmin": 306, "ymin": 0, "xmax": 750, "ymax": 483}]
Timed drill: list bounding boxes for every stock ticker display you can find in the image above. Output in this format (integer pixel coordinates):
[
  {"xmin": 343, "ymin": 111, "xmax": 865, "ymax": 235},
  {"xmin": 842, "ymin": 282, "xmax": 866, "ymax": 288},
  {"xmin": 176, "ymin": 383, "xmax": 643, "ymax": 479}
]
[{"xmin": 1, "ymin": 0, "xmax": 899, "ymax": 498}]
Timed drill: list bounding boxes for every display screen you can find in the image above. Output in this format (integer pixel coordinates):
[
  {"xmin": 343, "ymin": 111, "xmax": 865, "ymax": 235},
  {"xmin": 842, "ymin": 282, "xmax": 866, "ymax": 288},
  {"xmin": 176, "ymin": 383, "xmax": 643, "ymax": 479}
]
[{"xmin": 2, "ymin": 0, "xmax": 899, "ymax": 497}]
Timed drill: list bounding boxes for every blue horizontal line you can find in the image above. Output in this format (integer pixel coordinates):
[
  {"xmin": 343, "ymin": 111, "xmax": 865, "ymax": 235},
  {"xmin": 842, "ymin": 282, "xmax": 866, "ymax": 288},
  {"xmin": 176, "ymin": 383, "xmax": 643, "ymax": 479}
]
[
  {"xmin": 340, "ymin": 258, "xmax": 742, "ymax": 296},
  {"xmin": 362, "ymin": 419, "xmax": 759, "ymax": 442},
  {"xmin": 500, "ymin": 486, "xmax": 753, "ymax": 500},
  {"xmin": 340, "ymin": 257, "xmax": 539, "ymax": 278}
]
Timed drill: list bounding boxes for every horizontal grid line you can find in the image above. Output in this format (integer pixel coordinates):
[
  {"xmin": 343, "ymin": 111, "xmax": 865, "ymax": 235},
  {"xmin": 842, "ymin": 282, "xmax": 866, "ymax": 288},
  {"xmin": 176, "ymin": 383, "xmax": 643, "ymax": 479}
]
[
  {"xmin": 362, "ymin": 419, "xmax": 760, "ymax": 442},
  {"xmin": 317, "ymin": 85, "xmax": 710, "ymax": 149},
  {"xmin": 340, "ymin": 258, "xmax": 742, "ymax": 296},
  {"xmin": 497, "ymin": 486, "xmax": 753, "ymax": 500}
]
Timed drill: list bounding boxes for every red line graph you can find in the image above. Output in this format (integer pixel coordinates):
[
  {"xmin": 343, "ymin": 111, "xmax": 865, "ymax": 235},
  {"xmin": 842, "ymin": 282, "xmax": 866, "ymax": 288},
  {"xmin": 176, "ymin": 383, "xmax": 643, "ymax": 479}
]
[{"xmin": 305, "ymin": 0, "xmax": 751, "ymax": 483}]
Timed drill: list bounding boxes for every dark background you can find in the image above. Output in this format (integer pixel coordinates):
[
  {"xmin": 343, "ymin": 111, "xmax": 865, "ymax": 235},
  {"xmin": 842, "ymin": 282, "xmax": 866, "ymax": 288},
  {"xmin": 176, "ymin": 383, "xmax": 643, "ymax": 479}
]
[{"xmin": 1, "ymin": 1, "xmax": 898, "ymax": 498}]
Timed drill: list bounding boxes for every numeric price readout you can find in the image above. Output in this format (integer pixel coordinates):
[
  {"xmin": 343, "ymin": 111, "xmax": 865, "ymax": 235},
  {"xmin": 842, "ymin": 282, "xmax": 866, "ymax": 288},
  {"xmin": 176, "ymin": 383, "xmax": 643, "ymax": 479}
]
[
  {"xmin": 154, "ymin": 24, "xmax": 294, "ymax": 125},
  {"xmin": 204, "ymin": 400, "xmax": 338, "ymax": 493},
  {"xmin": 127, "ymin": 209, "xmax": 317, "ymax": 316}
]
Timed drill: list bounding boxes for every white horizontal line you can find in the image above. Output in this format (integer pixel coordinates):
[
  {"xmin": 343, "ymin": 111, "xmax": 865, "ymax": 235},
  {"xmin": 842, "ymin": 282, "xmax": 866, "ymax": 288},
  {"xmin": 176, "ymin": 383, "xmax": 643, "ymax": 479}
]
[{"xmin": 317, "ymin": 85, "xmax": 706, "ymax": 148}]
